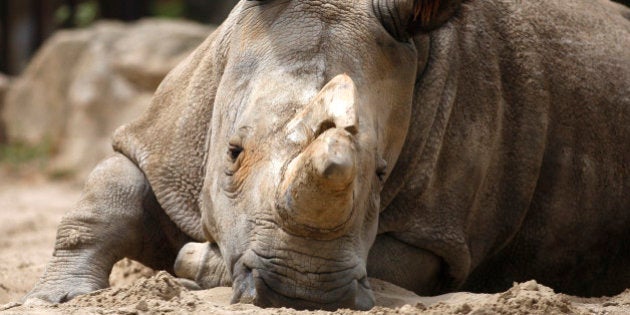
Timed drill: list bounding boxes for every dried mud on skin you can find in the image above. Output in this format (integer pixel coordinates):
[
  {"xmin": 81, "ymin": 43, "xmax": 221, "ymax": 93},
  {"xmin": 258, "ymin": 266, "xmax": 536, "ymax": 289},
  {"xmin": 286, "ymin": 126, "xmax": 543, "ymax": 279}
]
[{"xmin": 1, "ymin": 180, "xmax": 629, "ymax": 314}]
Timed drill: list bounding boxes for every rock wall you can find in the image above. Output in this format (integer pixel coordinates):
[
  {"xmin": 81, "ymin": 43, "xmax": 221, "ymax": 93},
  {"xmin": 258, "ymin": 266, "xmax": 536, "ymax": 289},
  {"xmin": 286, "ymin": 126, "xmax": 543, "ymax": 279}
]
[{"xmin": 2, "ymin": 19, "xmax": 214, "ymax": 175}]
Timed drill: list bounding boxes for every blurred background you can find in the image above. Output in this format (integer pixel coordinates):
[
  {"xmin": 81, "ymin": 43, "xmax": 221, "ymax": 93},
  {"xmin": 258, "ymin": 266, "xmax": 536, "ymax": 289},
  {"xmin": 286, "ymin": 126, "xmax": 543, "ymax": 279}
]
[
  {"xmin": 0, "ymin": 0, "xmax": 239, "ymax": 178},
  {"xmin": 1, "ymin": 0, "xmax": 238, "ymax": 75}
]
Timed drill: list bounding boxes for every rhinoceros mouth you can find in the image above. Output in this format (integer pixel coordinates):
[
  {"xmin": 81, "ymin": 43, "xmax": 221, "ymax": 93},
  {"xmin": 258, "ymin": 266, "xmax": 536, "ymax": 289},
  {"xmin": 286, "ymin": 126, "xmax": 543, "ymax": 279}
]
[
  {"xmin": 253, "ymin": 270, "xmax": 373, "ymax": 311},
  {"xmin": 231, "ymin": 248, "xmax": 374, "ymax": 310}
]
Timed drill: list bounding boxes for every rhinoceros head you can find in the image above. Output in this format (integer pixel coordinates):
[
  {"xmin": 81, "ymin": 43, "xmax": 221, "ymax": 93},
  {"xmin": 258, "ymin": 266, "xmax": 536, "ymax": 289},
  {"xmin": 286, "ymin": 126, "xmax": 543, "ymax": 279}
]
[{"xmin": 199, "ymin": 0, "xmax": 461, "ymax": 310}]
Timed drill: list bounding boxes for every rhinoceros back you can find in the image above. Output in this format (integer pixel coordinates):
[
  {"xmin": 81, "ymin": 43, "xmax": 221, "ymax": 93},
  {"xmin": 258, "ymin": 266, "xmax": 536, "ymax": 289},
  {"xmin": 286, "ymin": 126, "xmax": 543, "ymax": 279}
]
[{"xmin": 112, "ymin": 34, "xmax": 218, "ymax": 241}]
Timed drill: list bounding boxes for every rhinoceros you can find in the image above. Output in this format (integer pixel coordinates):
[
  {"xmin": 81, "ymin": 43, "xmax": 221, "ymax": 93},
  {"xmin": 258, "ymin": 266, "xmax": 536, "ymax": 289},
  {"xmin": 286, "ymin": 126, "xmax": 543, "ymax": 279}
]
[{"xmin": 23, "ymin": 0, "xmax": 630, "ymax": 311}]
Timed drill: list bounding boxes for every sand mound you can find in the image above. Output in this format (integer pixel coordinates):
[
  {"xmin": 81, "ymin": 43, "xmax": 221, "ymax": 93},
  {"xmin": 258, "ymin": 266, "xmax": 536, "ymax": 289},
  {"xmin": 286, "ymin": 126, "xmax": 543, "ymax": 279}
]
[
  {"xmin": 1, "ymin": 180, "xmax": 629, "ymax": 314},
  {"xmin": 69, "ymin": 272, "xmax": 185, "ymax": 310},
  {"xmin": 5, "ymin": 272, "xmax": 630, "ymax": 314},
  {"xmin": 419, "ymin": 281, "xmax": 580, "ymax": 315}
]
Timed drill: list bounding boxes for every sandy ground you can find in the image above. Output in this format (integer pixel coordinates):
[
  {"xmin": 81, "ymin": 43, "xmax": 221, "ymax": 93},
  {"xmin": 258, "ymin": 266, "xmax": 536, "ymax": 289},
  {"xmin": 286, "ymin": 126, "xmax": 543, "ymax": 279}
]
[{"xmin": 0, "ymin": 174, "xmax": 629, "ymax": 314}]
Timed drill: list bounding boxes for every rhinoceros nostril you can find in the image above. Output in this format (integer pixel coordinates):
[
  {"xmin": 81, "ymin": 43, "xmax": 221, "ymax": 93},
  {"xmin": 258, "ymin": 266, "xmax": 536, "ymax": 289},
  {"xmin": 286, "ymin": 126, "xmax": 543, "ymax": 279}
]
[
  {"xmin": 344, "ymin": 125, "xmax": 358, "ymax": 136},
  {"xmin": 316, "ymin": 119, "xmax": 358, "ymax": 139},
  {"xmin": 316, "ymin": 120, "xmax": 336, "ymax": 138}
]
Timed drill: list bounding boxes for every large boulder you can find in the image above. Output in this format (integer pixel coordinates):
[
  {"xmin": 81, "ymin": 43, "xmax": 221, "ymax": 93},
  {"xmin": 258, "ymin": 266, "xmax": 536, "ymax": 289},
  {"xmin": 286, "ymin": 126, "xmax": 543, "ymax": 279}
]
[{"xmin": 2, "ymin": 19, "xmax": 214, "ymax": 175}]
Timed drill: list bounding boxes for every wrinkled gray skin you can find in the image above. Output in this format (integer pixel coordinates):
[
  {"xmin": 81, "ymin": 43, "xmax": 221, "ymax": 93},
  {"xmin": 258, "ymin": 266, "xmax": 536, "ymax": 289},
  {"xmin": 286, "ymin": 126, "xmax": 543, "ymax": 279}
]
[{"xmin": 24, "ymin": 0, "xmax": 630, "ymax": 311}]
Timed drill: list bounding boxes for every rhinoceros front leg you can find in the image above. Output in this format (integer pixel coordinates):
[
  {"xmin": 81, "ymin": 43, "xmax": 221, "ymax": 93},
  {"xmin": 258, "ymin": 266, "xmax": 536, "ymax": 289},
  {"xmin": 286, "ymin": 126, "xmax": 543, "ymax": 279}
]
[
  {"xmin": 173, "ymin": 242, "xmax": 231, "ymax": 290},
  {"xmin": 367, "ymin": 234, "xmax": 443, "ymax": 295},
  {"xmin": 23, "ymin": 153, "xmax": 190, "ymax": 304}
]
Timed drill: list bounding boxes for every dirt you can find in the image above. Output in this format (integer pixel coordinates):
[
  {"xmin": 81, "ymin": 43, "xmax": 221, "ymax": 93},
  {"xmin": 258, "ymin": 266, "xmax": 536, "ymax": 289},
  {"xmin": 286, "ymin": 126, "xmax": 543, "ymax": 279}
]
[{"xmin": 0, "ymin": 175, "xmax": 629, "ymax": 314}]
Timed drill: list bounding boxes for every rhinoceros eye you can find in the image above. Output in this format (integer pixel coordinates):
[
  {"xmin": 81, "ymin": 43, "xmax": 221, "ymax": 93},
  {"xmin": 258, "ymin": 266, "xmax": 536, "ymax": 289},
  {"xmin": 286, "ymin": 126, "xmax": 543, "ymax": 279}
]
[
  {"xmin": 228, "ymin": 144, "xmax": 244, "ymax": 162},
  {"xmin": 225, "ymin": 143, "xmax": 243, "ymax": 177},
  {"xmin": 227, "ymin": 131, "xmax": 246, "ymax": 163}
]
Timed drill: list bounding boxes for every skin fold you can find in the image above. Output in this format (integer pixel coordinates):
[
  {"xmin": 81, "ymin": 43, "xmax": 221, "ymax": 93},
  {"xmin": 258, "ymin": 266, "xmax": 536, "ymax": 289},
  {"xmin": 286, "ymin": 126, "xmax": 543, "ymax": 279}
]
[{"xmin": 23, "ymin": 0, "xmax": 630, "ymax": 311}]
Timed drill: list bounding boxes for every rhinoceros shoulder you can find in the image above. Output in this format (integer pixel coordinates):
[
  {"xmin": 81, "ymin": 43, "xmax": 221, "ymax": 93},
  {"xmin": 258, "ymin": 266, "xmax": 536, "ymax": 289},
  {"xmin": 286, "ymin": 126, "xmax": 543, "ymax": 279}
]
[{"xmin": 112, "ymin": 34, "xmax": 219, "ymax": 241}]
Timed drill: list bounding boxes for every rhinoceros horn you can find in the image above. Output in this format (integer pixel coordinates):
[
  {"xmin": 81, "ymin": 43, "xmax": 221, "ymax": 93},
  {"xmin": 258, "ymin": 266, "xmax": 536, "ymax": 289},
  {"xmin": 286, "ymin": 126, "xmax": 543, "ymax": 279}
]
[{"xmin": 278, "ymin": 74, "xmax": 359, "ymax": 239}]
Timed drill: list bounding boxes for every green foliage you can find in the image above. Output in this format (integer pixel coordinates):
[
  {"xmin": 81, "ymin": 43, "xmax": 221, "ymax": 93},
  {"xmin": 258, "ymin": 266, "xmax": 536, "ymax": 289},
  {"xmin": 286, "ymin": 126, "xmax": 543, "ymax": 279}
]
[
  {"xmin": 76, "ymin": 1, "xmax": 99, "ymax": 27},
  {"xmin": 0, "ymin": 141, "xmax": 54, "ymax": 165},
  {"xmin": 0, "ymin": 141, "xmax": 80, "ymax": 180},
  {"xmin": 54, "ymin": 0, "xmax": 99, "ymax": 27},
  {"xmin": 0, "ymin": 140, "xmax": 65, "ymax": 179},
  {"xmin": 54, "ymin": 5, "xmax": 71, "ymax": 24},
  {"xmin": 151, "ymin": 0, "xmax": 186, "ymax": 18},
  {"xmin": 47, "ymin": 168, "xmax": 76, "ymax": 181}
]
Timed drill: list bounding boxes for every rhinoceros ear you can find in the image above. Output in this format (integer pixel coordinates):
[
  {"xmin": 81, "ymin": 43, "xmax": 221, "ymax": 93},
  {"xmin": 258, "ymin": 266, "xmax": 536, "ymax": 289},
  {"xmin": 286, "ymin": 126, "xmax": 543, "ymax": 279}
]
[
  {"xmin": 410, "ymin": 0, "xmax": 462, "ymax": 32},
  {"xmin": 374, "ymin": 0, "xmax": 462, "ymax": 39}
]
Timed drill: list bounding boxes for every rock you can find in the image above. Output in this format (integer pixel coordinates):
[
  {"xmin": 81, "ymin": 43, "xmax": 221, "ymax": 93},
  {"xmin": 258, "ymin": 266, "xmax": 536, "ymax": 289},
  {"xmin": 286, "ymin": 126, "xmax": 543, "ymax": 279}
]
[
  {"xmin": 4, "ymin": 30, "xmax": 91, "ymax": 147},
  {"xmin": 2, "ymin": 19, "xmax": 214, "ymax": 176}
]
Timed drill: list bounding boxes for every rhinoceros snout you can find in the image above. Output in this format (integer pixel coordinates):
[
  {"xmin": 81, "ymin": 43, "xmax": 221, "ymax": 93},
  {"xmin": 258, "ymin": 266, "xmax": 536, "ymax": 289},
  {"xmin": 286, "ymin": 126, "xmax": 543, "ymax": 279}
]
[
  {"xmin": 231, "ymin": 266, "xmax": 374, "ymax": 311},
  {"xmin": 230, "ymin": 247, "xmax": 374, "ymax": 311}
]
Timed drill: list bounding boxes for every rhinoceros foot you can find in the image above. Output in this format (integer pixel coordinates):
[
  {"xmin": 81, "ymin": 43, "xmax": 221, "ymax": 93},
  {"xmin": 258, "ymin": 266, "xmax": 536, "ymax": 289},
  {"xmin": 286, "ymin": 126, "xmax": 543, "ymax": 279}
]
[
  {"xmin": 22, "ymin": 268, "xmax": 106, "ymax": 305},
  {"xmin": 174, "ymin": 242, "xmax": 231, "ymax": 290}
]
